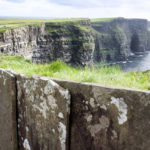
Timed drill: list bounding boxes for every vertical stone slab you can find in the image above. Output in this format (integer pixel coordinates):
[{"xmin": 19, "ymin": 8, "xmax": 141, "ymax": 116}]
[
  {"xmin": 0, "ymin": 69, "xmax": 17, "ymax": 150},
  {"xmin": 17, "ymin": 75, "xmax": 70, "ymax": 150},
  {"xmin": 53, "ymin": 79, "xmax": 150, "ymax": 150}
]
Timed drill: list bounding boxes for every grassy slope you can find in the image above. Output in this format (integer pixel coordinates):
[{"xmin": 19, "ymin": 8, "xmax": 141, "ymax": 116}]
[
  {"xmin": 0, "ymin": 18, "xmax": 88, "ymax": 25},
  {"xmin": 91, "ymin": 18, "xmax": 117, "ymax": 22},
  {"xmin": 0, "ymin": 18, "xmax": 89, "ymax": 33},
  {"xmin": 0, "ymin": 17, "xmax": 118, "ymax": 33},
  {"xmin": 0, "ymin": 54, "xmax": 150, "ymax": 91}
]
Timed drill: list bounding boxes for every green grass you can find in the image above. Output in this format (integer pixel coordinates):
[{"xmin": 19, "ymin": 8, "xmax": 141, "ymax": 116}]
[
  {"xmin": 0, "ymin": 18, "xmax": 89, "ymax": 33},
  {"xmin": 0, "ymin": 18, "xmax": 89, "ymax": 25},
  {"xmin": 91, "ymin": 18, "xmax": 116, "ymax": 22},
  {"xmin": 75, "ymin": 24, "xmax": 92, "ymax": 33},
  {"xmin": 0, "ymin": 17, "xmax": 122, "ymax": 33},
  {"xmin": 0, "ymin": 54, "xmax": 150, "ymax": 91},
  {"xmin": 0, "ymin": 18, "xmax": 46, "ymax": 33},
  {"xmin": 91, "ymin": 17, "xmax": 126, "ymax": 23}
]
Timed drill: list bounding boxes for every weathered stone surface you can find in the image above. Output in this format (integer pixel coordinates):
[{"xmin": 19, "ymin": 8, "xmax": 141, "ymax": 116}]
[
  {"xmin": 0, "ymin": 69, "xmax": 17, "ymax": 150},
  {"xmin": 53, "ymin": 79, "xmax": 150, "ymax": 150},
  {"xmin": 17, "ymin": 75, "xmax": 70, "ymax": 150}
]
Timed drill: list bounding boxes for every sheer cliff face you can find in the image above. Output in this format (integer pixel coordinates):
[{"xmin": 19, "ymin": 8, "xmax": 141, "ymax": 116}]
[
  {"xmin": 92, "ymin": 18, "xmax": 150, "ymax": 62},
  {"xmin": 34, "ymin": 20, "xmax": 95, "ymax": 66},
  {"xmin": 0, "ymin": 18, "xmax": 150, "ymax": 65},
  {"xmin": 0, "ymin": 20, "xmax": 95, "ymax": 66},
  {"xmin": 0, "ymin": 25, "xmax": 45, "ymax": 59}
]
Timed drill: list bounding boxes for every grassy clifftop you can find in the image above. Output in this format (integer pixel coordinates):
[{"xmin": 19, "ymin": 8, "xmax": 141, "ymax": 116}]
[
  {"xmin": 0, "ymin": 54, "xmax": 150, "ymax": 91},
  {"xmin": 91, "ymin": 17, "xmax": 117, "ymax": 22},
  {"xmin": 0, "ymin": 17, "xmax": 117, "ymax": 33},
  {"xmin": 0, "ymin": 18, "xmax": 89, "ymax": 33}
]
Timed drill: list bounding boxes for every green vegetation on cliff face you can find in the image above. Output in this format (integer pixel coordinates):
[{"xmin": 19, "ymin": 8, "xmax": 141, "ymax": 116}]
[
  {"xmin": 45, "ymin": 22, "xmax": 92, "ymax": 36},
  {"xmin": 0, "ymin": 54, "xmax": 150, "ymax": 91}
]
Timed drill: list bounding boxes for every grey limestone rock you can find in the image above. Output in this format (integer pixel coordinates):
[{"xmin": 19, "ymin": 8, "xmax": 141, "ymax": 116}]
[{"xmin": 17, "ymin": 75, "xmax": 70, "ymax": 150}]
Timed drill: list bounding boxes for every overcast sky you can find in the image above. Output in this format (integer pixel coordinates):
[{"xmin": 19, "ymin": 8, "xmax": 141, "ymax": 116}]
[{"xmin": 0, "ymin": 0, "xmax": 150, "ymax": 20}]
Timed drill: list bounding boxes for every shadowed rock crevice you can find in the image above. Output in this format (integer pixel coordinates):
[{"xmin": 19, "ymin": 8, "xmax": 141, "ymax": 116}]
[
  {"xmin": 130, "ymin": 33, "xmax": 140, "ymax": 52},
  {"xmin": 15, "ymin": 75, "xmax": 20, "ymax": 150}
]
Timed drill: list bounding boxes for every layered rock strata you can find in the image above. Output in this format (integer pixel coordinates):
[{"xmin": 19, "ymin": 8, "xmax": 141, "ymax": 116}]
[
  {"xmin": 92, "ymin": 18, "xmax": 150, "ymax": 62},
  {"xmin": 0, "ymin": 20, "xmax": 95, "ymax": 66}
]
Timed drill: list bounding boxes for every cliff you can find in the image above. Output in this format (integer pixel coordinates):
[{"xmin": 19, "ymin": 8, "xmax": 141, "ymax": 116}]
[
  {"xmin": 0, "ymin": 19, "xmax": 95, "ymax": 66},
  {"xmin": 0, "ymin": 18, "xmax": 150, "ymax": 65},
  {"xmin": 92, "ymin": 18, "xmax": 150, "ymax": 62}
]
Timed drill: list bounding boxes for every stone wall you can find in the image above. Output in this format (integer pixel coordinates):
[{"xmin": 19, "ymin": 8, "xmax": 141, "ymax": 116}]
[
  {"xmin": 0, "ymin": 69, "xmax": 70, "ymax": 150},
  {"xmin": 1, "ymin": 69, "xmax": 150, "ymax": 150},
  {"xmin": 53, "ymin": 79, "xmax": 150, "ymax": 150},
  {"xmin": 17, "ymin": 75, "xmax": 70, "ymax": 150}
]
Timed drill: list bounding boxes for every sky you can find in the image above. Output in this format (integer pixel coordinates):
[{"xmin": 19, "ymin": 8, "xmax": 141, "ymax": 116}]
[{"xmin": 0, "ymin": 0, "xmax": 150, "ymax": 20}]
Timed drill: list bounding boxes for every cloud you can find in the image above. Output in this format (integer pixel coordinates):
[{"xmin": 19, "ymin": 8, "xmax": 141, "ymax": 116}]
[
  {"xmin": 48, "ymin": 0, "xmax": 124, "ymax": 8},
  {"xmin": 0, "ymin": 0, "xmax": 150, "ymax": 20},
  {"xmin": 5, "ymin": 0, "xmax": 23, "ymax": 2}
]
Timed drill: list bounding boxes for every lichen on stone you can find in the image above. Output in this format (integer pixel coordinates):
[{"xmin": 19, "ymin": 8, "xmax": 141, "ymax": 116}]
[
  {"xmin": 32, "ymin": 99, "xmax": 50, "ymax": 119},
  {"xmin": 89, "ymin": 98, "xmax": 96, "ymax": 108},
  {"xmin": 58, "ymin": 122, "xmax": 66, "ymax": 150},
  {"xmin": 88, "ymin": 115, "xmax": 110, "ymax": 137},
  {"xmin": 58, "ymin": 112, "xmax": 64, "ymax": 119},
  {"xmin": 23, "ymin": 139, "xmax": 31, "ymax": 150},
  {"xmin": 110, "ymin": 96, "xmax": 128, "ymax": 125},
  {"xmin": 85, "ymin": 114, "xmax": 93, "ymax": 122}
]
